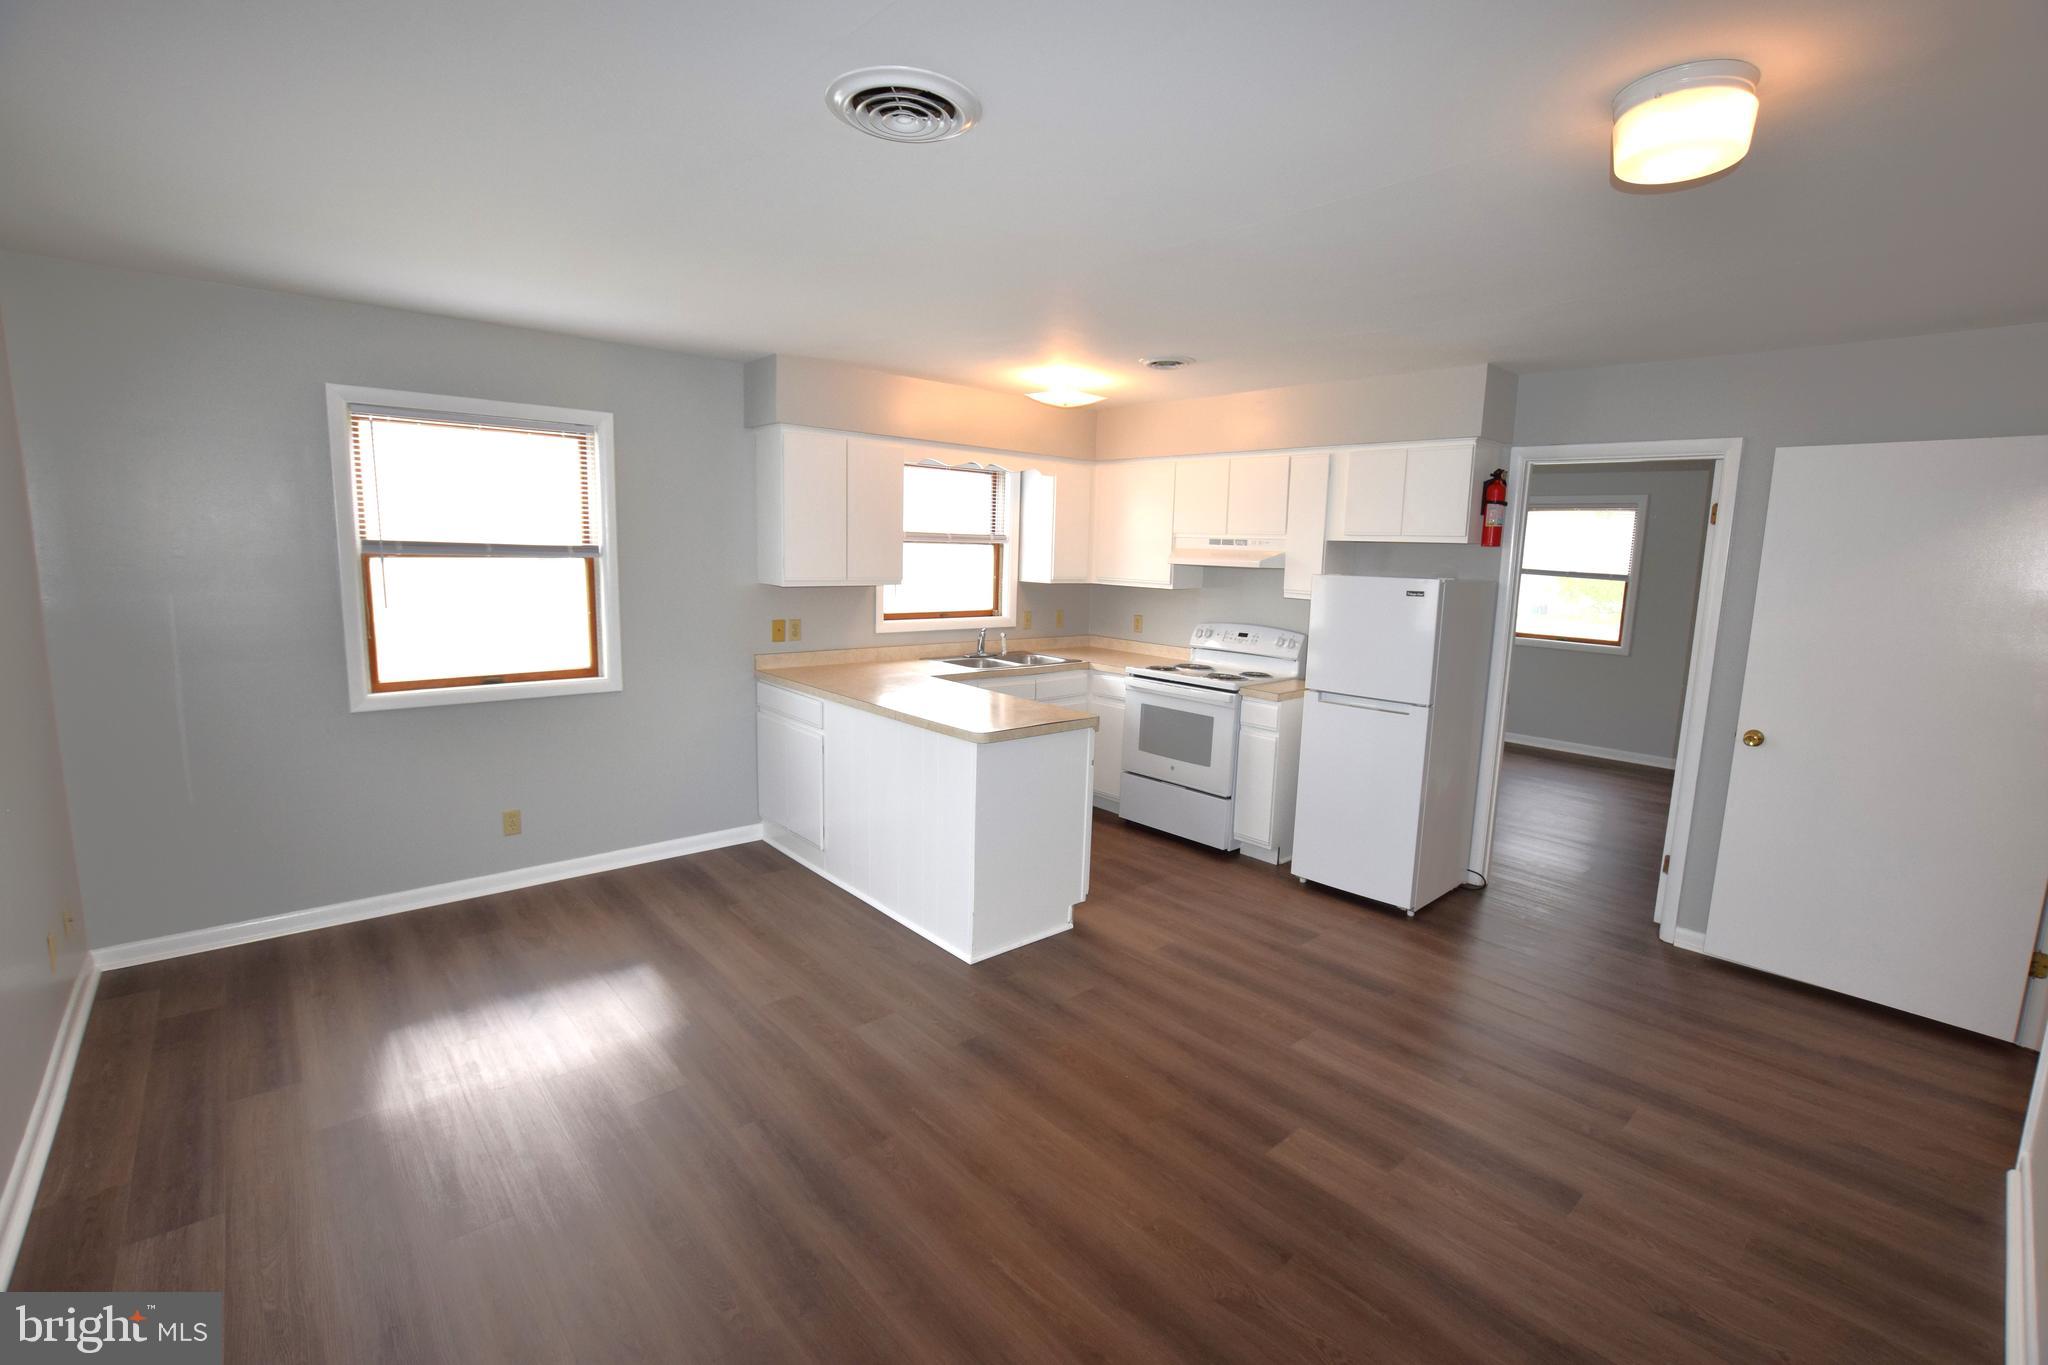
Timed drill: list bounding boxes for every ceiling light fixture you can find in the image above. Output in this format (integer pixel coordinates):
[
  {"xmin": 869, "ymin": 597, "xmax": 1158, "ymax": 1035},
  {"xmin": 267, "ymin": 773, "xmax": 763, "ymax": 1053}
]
[
  {"xmin": 1611, "ymin": 59, "xmax": 1760, "ymax": 186},
  {"xmin": 1027, "ymin": 388, "xmax": 1106, "ymax": 408},
  {"xmin": 1141, "ymin": 356, "xmax": 1196, "ymax": 370},
  {"xmin": 826, "ymin": 67, "xmax": 981, "ymax": 143}
]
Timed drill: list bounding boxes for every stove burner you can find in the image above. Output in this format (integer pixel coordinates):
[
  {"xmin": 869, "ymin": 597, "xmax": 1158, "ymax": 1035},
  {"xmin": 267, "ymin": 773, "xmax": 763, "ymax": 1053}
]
[
  {"xmin": 1175, "ymin": 662, "xmax": 1215, "ymax": 672},
  {"xmin": 1239, "ymin": 670, "xmax": 1273, "ymax": 679},
  {"xmin": 1204, "ymin": 673, "xmax": 1248, "ymax": 682}
]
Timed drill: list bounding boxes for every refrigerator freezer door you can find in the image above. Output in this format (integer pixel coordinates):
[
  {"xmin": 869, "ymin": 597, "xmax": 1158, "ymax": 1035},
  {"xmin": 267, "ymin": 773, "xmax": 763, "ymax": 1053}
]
[
  {"xmin": 1291, "ymin": 692, "xmax": 1429, "ymax": 910},
  {"xmin": 1304, "ymin": 576, "xmax": 1444, "ymax": 705}
]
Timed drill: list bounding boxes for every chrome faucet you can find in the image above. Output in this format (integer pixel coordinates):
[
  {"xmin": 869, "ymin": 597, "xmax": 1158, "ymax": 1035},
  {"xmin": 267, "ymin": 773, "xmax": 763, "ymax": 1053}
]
[{"xmin": 974, "ymin": 627, "xmax": 990, "ymax": 657}]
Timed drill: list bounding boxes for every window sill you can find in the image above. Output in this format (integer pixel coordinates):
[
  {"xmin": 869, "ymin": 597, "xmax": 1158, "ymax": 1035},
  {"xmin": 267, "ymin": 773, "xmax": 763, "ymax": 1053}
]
[
  {"xmin": 349, "ymin": 674, "xmax": 621, "ymax": 712},
  {"xmin": 1513, "ymin": 636, "xmax": 1633, "ymax": 657},
  {"xmin": 872, "ymin": 613, "xmax": 1019, "ymax": 636}
]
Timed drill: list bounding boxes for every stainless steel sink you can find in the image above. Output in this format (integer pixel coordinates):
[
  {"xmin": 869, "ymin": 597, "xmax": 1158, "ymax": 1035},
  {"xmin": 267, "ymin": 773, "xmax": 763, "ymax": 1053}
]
[
  {"xmin": 938, "ymin": 655, "xmax": 1024, "ymax": 669},
  {"xmin": 993, "ymin": 652, "xmax": 1072, "ymax": 666}
]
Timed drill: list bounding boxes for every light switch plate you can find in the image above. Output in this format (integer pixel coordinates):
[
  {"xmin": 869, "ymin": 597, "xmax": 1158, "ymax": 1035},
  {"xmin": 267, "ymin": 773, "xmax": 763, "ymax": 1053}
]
[
  {"xmin": 1056, "ymin": 609, "xmax": 1065, "ymax": 629},
  {"xmin": 788, "ymin": 618, "xmax": 801, "ymax": 642},
  {"xmin": 1133, "ymin": 613, "xmax": 1144, "ymax": 633},
  {"xmin": 502, "ymin": 809, "xmax": 523, "ymax": 837},
  {"xmin": 1021, "ymin": 610, "xmax": 1032, "ymax": 629}
]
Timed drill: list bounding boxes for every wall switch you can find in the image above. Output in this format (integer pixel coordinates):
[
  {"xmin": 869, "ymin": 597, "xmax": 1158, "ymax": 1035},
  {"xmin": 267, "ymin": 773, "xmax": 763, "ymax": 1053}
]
[
  {"xmin": 1056, "ymin": 609, "xmax": 1065, "ymax": 629},
  {"xmin": 502, "ymin": 809, "xmax": 523, "ymax": 837},
  {"xmin": 47, "ymin": 932, "xmax": 57, "ymax": 972},
  {"xmin": 770, "ymin": 618, "xmax": 786, "ymax": 643},
  {"xmin": 1021, "ymin": 610, "xmax": 1033, "ymax": 629},
  {"xmin": 1133, "ymin": 613, "xmax": 1144, "ymax": 634},
  {"xmin": 61, "ymin": 908, "xmax": 78, "ymax": 940},
  {"xmin": 788, "ymin": 618, "xmax": 801, "ymax": 642}
]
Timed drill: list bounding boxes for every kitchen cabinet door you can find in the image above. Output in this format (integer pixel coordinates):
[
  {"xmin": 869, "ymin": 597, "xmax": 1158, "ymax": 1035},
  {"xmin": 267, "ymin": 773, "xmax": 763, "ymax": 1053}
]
[
  {"xmin": 1400, "ymin": 443, "xmax": 1478, "ymax": 540},
  {"xmin": 1283, "ymin": 452, "xmax": 1330, "ymax": 599},
  {"xmin": 845, "ymin": 437, "xmax": 908, "ymax": 583},
  {"xmin": 1092, "ymin": 701, "xmax": 1123, "ymax": 800},
  {"xmin": 1173, "ymin": 458, "xmax": 1230, "ymax": 536},
  {"xmin": 1331, "ymin": 446, "xmax": 1407, "ymax": 539},
  {"xmin": 1091, "ymin": 459, "xmax": 1178, "ymax": 587},
  {"xmin": 1232, "ymin": 726, "xmax": 1277, "ymax": 847},
  {"xmin": 1021, "ymin": 466, "xmax": 1093, "ymax": 583},
  {"xmin": 757, "ymin": 427, "xmax": 848, "ymax": 584},
  {"xmin": 1226, "ymin": 456, "xmax": 1289, "ymax": 536},
  {"xmin": 758, "ymin": 710, "xmax": 825, "ymax": 847}
]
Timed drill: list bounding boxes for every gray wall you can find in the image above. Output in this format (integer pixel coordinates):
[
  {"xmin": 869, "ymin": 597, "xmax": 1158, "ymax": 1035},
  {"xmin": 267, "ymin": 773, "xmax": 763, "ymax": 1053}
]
[
  {"xmin": 0, "ymin": 252, "xmax": 783, "ymax": 947},
  {"xmin": 1091, "ymin": 568, "xmax": 1306, "ymax": 647},
  {"xmin": 1514, "ymin": 320, "xmax": 2048, "ymax": 931},
  {"xmin": 0, "ymin": 301, "xmax": 89, "ymax": 1189},
  {"xmin": 1504, "ymin": 463, "xmax": 1712, "ymax": 763}
]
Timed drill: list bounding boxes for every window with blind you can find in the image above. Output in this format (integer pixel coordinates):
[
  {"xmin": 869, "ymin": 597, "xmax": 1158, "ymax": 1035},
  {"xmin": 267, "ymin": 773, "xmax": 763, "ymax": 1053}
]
[
  {"xmin": 880, "ymin": 463, "xmax": 1012, "ymax": 622},
  {"xmin": 1513, "ymin": 498, "xmax": 1646, "ymax": 650},
  {"xmin": 328, "ymin": 386, "xmax": 619, "ymax": 710}
]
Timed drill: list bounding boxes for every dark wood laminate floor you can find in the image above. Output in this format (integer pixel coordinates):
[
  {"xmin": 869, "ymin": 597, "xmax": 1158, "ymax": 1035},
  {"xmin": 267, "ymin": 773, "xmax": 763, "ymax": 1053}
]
[{"xmin": 16, "ymin": 749, "xmax": 2035, "ymax": 1362}]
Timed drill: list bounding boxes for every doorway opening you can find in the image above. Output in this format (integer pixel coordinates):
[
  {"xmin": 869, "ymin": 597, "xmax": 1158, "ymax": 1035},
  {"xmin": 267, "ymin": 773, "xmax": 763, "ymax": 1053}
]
[{"xmin": 1470, "ymin": 440, "xmax": 1743, "ymax": 944}]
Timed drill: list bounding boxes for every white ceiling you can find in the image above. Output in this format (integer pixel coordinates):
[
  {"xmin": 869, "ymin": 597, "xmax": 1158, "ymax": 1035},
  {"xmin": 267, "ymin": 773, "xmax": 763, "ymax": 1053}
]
[{"xmin": 2, "ymin": 0, "xmax": 2043, "ymax": 404}]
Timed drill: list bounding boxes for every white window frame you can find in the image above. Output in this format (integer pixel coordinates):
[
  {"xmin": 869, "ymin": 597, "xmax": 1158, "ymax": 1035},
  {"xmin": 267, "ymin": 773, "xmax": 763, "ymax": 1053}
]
[
  {"xmin": 872, "ymin": 463, "xmax": 1020, "ymax": 635},
  {"xmin": 326, "ymin": 383, "xmax": 623, "ymax": 712},
  {"xmin": 1511, "ymin": 493, "xmax": 1648, "ymax": 656}
]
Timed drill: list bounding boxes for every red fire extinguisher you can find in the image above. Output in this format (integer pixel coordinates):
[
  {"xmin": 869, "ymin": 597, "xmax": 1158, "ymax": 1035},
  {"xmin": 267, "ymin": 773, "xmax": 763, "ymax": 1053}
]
[{"xmin": 1481, "ymin": 468, "xmax": 1508, "ymax": 547}]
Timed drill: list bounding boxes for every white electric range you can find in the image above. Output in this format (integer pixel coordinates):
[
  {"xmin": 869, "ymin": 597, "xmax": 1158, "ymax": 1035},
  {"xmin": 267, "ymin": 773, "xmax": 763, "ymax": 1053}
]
[{"xmin": 1120, "ymin": 623, "xmax": 1305, "ymax": 851}]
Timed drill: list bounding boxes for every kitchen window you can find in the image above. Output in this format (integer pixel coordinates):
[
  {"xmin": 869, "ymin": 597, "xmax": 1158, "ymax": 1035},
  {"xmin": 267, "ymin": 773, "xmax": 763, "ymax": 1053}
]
[
  {"xmin": 877, "ymin": 462, "xmax": 1015, "ymax": 629},
  {"xmin": 1513, "ymin": 497, "xmax": 1646, "ymax": 652},
  {"xmin": 327, "ymin": 385, "xmax": 621, "ymax": 711}
]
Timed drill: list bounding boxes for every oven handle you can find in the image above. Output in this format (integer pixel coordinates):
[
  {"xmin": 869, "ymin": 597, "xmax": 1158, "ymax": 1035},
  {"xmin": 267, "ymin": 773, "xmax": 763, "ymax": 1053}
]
[{"xmin": 1125, "ymin": 677, "xmax": 1243, "ymax": 710}]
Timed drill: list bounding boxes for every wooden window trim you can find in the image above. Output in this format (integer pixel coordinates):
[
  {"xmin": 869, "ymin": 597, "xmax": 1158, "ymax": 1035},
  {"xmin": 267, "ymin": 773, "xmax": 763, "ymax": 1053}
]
[
  {"xmin": 880, "ymin": 542, "xmax": 1005, "ymax": 622},
  {"xmin": 1513, "ymin": 570, "xmax": 1632, "ymax": 647},
  {"xmin": 361, "ymin": 552, "xmax": 601, "ymax": 693}
]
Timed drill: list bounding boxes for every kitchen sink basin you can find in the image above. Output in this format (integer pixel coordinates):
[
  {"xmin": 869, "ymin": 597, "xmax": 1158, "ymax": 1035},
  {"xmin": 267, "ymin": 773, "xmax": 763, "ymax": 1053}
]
[
  {"xmin": 993, "ymin": 652, "xmax": 1072, "ymax": 666},
  {"xmin": 938, "ymin": 655, "xmax": 1024, "ymax": 669}
]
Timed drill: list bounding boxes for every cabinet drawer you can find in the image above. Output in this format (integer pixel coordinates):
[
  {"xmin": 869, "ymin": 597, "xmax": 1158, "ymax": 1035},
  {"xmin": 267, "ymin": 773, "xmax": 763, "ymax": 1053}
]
[
  {"xmin": 756, "ymin": 681, "xmax": 824, "ymax": 729},
  {"xmin": 1033, "ymin": 670, "xmax": 1089, "ymax": 702},
  {"xmin": 1241, "ymin": 699, "xmax": 1281, "ymax": 733},
  {"xmin": 1089, "ymin": 671, "xmax": 1128, "ymax": 702}
]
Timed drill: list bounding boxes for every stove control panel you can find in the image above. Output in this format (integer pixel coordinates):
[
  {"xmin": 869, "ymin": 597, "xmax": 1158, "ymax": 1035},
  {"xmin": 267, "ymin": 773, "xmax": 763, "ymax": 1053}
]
[{"xmin": 1191, "ymin": 623, "xmax": 1304, "ymax": 660}]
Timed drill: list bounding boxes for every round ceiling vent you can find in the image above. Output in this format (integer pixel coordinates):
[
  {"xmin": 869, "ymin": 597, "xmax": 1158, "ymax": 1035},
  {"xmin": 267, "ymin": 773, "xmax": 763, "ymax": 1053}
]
[
  {"xmin": 826, "ymin": 67, "xmax": 981, "ymax": 143},
  {"xmin": 1141, "ymin": 355, "xmax": 1196, "ymax": 370}
]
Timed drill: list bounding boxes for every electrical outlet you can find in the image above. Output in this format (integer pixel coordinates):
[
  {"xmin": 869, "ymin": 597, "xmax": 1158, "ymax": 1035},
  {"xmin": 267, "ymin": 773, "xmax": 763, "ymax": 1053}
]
[
  {"xmin": 502, "ymin": 809, "xmax": 523, "ymax": 837},
  {"xmin": 770, "ymin": 618, "xmax": 786, "ymax": 643},
  {"xmin": 788, "ymin": 618, "xmax": 801, "ymax": 642},
  {"xmin": 1056, "ymin": 609, "xmax": 1065, "ymax": 629},
  {"xmin": 1133, "ymin": 613, "xmax": 1144, "ymax": 634},
  {"xmin": 47, "ymin": 932, "xmax": 57, "ymax": 972},
  {"xmin": 1021, "ymin": 609, "xmax": 1032, "ymax": 629}
]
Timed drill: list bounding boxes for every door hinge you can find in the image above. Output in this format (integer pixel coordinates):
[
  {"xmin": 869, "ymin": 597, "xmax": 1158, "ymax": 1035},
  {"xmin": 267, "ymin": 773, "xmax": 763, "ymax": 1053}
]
[
  {"xmin": 2031, "ymin": 952, "xmax": 2048, "ymax": 980},
  {"xmin": 1709, "ymin": 501, "xmax": 1719, "ymax": 525},
  {"xmin": 1661, "ymin": 854, "xmax": 1671, "ymax": 874}
]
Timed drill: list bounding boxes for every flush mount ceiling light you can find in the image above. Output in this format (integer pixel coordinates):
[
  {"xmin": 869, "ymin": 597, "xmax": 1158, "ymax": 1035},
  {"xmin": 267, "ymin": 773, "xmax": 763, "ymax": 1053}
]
[
  {"xmin": 1018, "ymin": 364, "xmax": 1113, "ymax": 407},
  {"xmin": 1141, "ymin": 355, "xmax": 1196, "ymax": 370},
  {"xmin": 1027, "ymin": 388, "xmax": 1106, "ymax": 408},
  {"xmin": 1612, "ymin": 59, "xmax": 1761, "ymax": 186},
  {"xmin": 826, "ymin": 66, "xmax": 981, "ymax": 143}
]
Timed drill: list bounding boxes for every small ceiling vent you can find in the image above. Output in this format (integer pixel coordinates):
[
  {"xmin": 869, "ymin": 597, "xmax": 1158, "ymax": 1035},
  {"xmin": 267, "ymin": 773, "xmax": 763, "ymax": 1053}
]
[
  {"xmin": 827, "ymin": 67, "xmax": 981, "ymax": 143},
  {"xmin": 1141, "ymin": 355, "xmax": 1196, "ymax": 370}
]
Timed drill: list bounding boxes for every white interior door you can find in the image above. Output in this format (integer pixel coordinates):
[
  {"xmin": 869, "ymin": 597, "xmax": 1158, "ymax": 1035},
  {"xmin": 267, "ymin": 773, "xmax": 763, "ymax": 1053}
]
[{"xmin": 1705, "ymin": 436, "xmax": 2048, "ymax": 1038}]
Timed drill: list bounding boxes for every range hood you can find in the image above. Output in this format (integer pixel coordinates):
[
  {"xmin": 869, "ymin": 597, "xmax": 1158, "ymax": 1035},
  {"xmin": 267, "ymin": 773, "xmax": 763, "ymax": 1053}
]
[{"xmin": 1170, "ymin": 535, "xmax": 1287, "ymax": 569}]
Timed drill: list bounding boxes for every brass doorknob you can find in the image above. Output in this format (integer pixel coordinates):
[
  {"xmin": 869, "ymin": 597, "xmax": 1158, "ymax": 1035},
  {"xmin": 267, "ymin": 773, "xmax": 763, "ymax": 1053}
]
[{"xmin": 1741, "ymin": 729, "xmax": 1765, "ymax": 747}]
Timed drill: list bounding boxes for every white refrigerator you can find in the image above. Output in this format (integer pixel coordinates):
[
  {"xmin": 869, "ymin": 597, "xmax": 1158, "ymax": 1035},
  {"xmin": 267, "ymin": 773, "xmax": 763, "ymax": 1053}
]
[{"xmin": 1292, "ymin": 575, "xmax": 1496, "ymax": 914}]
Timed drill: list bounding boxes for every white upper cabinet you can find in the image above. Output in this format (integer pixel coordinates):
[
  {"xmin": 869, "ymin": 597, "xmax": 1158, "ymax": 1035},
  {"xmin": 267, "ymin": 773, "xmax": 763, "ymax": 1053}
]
[
  {"xmin": 1282, "ymin": 452, "xmax": 1330, "ymax": 600},
  {"xmin": 1020, "ymin": 465, "xmax": 1093, "ymax": 583},
  {"xmin": 1092, "ymin": 459, "xmax": 1189, "ymax": 588},
  {"xmin": 1328, "ymin": 440, "xmax": 1495, "ymax": 543},
  {"xmin": 1173, "ymin": 458, "xmax": 1231, "ymax": 536},
  {"xmin": 756, "ymin": 425, "xmax": 904, "ymax": 585},
  {"xmin": 1226, "ymin": 456, "xmax": 1290, "ymax": 537}
]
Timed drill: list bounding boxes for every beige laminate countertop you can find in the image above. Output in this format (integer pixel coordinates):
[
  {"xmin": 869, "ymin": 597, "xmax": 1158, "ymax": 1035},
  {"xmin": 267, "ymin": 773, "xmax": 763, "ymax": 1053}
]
[{"xmin": 755, "ymin": 639, "xmax": 1304, "ymax": 744}]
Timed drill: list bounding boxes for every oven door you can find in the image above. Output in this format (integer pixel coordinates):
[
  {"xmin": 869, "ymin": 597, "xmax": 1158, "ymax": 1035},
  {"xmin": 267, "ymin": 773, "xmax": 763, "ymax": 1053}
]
[{"xmin": 1123, "ymin": 678, "xmax": 1240, "ymax": 797}]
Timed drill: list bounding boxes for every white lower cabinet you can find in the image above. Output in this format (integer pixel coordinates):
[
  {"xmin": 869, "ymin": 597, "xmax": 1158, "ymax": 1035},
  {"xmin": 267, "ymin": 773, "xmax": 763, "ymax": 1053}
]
[
  {"xmin": 1090, "ymin": 672, "xmax": 1125, "ymax": 804},
  {"xmin": 1233, "ymin": 696, "xmax": 1303, "ymax": 864},
  {"xmin": 756, "ymin": 683, "xmax": 826, "ymax": 848}
]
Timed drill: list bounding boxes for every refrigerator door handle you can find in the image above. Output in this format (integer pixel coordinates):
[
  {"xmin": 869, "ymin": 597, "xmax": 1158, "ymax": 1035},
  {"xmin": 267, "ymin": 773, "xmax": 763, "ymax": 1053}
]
[{"xmin": 1318, "ymin": 695, "xmax": 1415, "ymax": 716}]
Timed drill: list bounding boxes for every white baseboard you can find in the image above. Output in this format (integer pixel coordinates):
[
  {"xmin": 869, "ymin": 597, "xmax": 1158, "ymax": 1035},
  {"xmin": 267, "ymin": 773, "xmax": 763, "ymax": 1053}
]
[
  {"xmin": 1092, "ymin": 794, "xmax": 1121, "ymax": 814},
  {"xmin": 1504, "ymin": 733, "xmax": 1676, "ymax": 771},
  {"xmin": 93, "ymin": 823, "xmax": 764, "ymax": 970},
  {"xmin": 1, "ymin": 953, "xmax": 100, "ymax": 1285},
  {"xmin": 1672, "ymin": 927, "xmax": 1708, "ymax": 954},
  {"xmin": 2011, "ymin": 1161, "xmax": 2037, "ymax": 1365}
]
